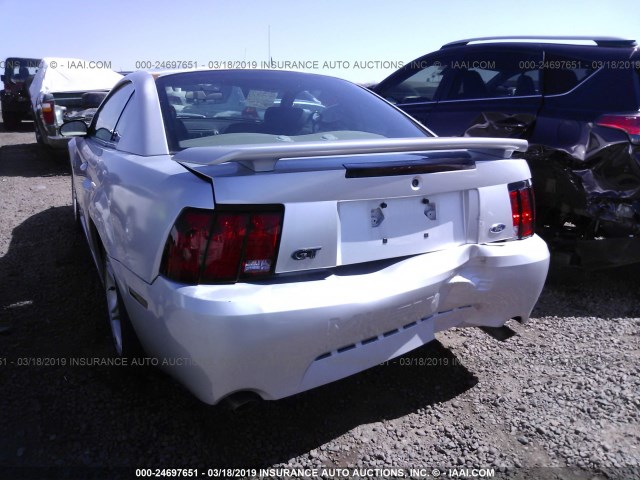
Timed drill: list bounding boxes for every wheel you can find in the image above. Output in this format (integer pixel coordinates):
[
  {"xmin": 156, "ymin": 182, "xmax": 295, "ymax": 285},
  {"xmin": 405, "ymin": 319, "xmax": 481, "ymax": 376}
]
[
  {"xmin": 34, "ymin": 121, "xmax": 45, "ymax": 146},
  {"xmin": 2, "ymin": 111, "xmax": 20, "ymax": 130},
  {"xmin": 103, "ymin": 254, "xmax": 144, "ymax": 359},
  {"xmin": 34, "ymin": 122, "xmax": 57, "ymax": 158}
]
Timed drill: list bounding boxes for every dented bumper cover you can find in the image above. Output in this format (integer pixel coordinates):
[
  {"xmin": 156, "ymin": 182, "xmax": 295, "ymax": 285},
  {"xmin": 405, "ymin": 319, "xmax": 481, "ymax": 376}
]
[{"xmin": 111, "ymin": 235, "xmax": 549, "ymax": 405}]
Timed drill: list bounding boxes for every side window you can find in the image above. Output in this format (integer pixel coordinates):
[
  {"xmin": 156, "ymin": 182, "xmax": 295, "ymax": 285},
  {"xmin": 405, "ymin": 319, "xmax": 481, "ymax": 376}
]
[
  {"xmin": 443, "ymin": 51, "xmax": 542, "ymax": 100},
  {"xmin": 504, "ymin": 70, "xmax": 540, "ymax": 96},
  {"xmin": 92, "ymin": 83, "xmax": 134, "ymax": 143},
  {"xmin": 543, "ymin": 53, "xmax": 596, "ymax": 95},
  {"xmin": 377, "ymin": 61, "xmax": 448, "ymax": 104},
  {"xmin": 112, "ymin": 92, "xmax": 135, "ymax": 143}
]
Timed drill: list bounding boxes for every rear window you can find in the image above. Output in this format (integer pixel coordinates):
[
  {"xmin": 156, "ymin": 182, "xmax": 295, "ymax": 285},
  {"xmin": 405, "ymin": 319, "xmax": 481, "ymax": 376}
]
[
  {"xmin": 156, "ymin": 70, "xmax": 430, "ymax": 151},
  {"xmin": 3, "ymin": 58, "xmax": 39, "ymax": 83}
]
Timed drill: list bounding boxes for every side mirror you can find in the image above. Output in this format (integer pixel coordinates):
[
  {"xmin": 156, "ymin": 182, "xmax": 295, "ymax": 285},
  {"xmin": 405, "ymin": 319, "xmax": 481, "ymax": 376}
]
[
  {"xmin": 0, "ymin": 75, "xmax": 4, "ymax": 82},
  {"xmin": 60, "ymin": 120, "xmax": 88, "ymax": 137}
]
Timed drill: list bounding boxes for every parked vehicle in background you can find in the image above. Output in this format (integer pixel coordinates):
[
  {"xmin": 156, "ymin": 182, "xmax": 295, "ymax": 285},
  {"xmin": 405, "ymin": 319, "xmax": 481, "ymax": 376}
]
[
  {"xmin": 1, "ymin": 57, "xmax": 40, "ymax": 129},
  {"xmin": 60, "ymin": 69, "xmax": 549, "ymax": 405},
  {"xmin": 374, "ymin": 36, "xmax": 640, "ymax": 269},
  {"xmin": 29, "ymin": 57, "xmax": 122, "ymax": 149}
]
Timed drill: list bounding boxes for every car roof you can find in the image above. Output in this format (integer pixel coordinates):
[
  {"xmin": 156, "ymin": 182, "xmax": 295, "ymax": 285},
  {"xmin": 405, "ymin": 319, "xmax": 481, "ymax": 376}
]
[
  {"xmin": 441, "ymin": 36, "xmax": 637, "ymax": 49},
  {"xmin": 5, "ymin": 57, "xmax": 41, "ymax": 62}
]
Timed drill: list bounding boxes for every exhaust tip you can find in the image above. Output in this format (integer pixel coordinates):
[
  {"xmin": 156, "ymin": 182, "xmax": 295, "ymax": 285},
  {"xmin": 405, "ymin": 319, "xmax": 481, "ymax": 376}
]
[{"xmin": 222, "ymin": 391, "xmax": 262, "ymax": 413}]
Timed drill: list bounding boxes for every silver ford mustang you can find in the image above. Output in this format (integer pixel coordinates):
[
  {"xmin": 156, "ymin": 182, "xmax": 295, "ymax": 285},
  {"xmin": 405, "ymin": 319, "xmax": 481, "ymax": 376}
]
[{"xmin": 61, "ymin": 69, "xmax": 549, "ymax": 405}]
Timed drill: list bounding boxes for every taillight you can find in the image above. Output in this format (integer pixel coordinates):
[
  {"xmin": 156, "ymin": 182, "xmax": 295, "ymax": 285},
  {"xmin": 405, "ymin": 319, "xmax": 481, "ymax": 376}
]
[
  {"xmin": 508, "ymin": 181, "xmax": 535, "ymax": 239},
  {"xmin": 202, "ymin": 213, "xmax": 248, "ymax": 282},
  {"xmin": 241, "ymin": 213, "xmax": 282, "ymax": 276},
  {"xmin": 41, "ymin": 100, "xmax": 55, "ymax": 125},
  {"xmin": 162, "ymin": 209, "xmax": 213, "ymax": 283},
  {"xmin": 596, "ymin": 114, "xmax": 640, "ymax": 142},
  {"xmin": 161, "ymin": 206, "xmax": 283, "ymax": 284}
]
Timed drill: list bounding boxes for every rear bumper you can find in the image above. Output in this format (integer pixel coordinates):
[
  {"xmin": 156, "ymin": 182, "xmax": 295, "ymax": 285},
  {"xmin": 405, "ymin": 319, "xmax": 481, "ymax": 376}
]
[
  {"xmin": 40, "ymin": 124, "xmax": 70, "ymax": 149},
  {"xmin": 113, "ymin": 235, "xmax": 549, "ymax": 404},
  {"xmin": 43, "ymin": 135, "xmax": 71, "ymax": 149}
]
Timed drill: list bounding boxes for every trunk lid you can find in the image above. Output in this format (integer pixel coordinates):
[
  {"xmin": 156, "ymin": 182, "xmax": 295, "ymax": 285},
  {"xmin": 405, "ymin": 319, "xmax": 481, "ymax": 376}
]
[{"xmin": 173, "ymin": 138, "xmax": 529, "ymax": 274}]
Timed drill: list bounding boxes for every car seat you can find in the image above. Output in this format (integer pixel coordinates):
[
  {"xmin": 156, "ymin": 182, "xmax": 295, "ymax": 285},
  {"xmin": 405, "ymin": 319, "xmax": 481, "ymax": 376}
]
[
  {"xmin": 263, "ymin": 106, "xmax": 304, "ymax": 135},
  {"xmin": 515, "ymin": 74, "xmax": 536, "ymax": 96}
]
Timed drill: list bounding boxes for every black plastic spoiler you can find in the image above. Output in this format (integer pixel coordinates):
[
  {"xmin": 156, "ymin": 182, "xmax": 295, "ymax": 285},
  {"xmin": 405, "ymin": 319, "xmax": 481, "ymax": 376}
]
[{"xmin": 172, "ymin": 137, "xmax": 528, "ymax": 172}]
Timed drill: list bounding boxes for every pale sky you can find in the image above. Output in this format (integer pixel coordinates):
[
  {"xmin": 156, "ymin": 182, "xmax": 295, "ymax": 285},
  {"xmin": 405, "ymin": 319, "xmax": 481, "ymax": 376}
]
[{"xmin": 0, "ymin": 0, "xmax": 638, "ymax": 84}]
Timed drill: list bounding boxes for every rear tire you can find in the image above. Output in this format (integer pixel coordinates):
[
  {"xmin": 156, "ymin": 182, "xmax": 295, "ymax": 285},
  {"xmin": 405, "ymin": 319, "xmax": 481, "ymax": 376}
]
[
  {"xmin": 34, "ymin": 121, "xmax": 45, "ymax": 146},
  {"xmin": 103, "ymin": 254, "xmax": 144, "ymax": 360}
]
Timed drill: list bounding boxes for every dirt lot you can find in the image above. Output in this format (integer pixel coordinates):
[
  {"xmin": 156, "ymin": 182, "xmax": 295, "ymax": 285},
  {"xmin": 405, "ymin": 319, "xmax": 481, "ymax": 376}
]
[{"xmin": 0, "ymin": 116, "xmax": 638, "ymax": 480}]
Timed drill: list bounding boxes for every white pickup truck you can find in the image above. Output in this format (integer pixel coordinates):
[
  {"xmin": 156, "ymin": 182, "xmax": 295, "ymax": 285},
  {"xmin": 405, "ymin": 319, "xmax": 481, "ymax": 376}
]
[
  {"xmin": 29, "ymin": 57, "xmax": 122, "ymax": 150},
  {"xmin": 61, "ymin": 69, "xmax": 550, "ymax": 405}
]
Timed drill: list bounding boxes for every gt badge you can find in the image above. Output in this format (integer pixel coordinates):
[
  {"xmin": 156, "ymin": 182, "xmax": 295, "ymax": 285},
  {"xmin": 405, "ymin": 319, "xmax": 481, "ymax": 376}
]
[{"xmin": 292, "ymin": 247, "xmax": 322, "ymax": 260}]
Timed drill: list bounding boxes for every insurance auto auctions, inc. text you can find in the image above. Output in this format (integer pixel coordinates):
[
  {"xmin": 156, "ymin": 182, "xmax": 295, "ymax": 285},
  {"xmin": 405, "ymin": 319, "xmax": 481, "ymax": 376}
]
[{"xmin": 245, "ymin": 467, "xmax": 496, "ymax": 478}]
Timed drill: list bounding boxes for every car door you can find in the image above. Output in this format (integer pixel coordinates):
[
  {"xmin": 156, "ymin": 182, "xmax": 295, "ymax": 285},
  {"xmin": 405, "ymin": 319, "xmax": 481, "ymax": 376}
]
[
  {"xmin": 426, "ymin": 48, "xmax": 544, "ymax": 139},
  {"xmin": 373, "ymin": 52, "xmax": 458, "ymax": 127},
  {"xmin": 74, "ymin": 82, "xmax": 135, "ymax": 252}
]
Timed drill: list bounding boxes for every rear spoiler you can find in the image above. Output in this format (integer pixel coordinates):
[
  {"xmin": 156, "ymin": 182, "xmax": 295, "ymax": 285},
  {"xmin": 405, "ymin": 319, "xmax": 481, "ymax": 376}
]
[{"xmin": 172, "ymin": 137, "xmax": 528, "ymax": 172}]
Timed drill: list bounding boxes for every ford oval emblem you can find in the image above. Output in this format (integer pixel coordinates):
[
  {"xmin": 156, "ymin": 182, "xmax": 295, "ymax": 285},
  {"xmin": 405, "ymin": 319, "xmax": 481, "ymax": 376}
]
[{"xmin": 489, "ymin": 223, "xmax": 506, "ymax": 234}]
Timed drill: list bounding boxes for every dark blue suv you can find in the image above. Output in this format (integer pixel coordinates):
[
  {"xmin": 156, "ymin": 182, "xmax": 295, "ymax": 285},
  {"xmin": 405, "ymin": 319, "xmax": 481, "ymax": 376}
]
[
  {"xmin": 374, "ymin": 36, "xmax": 640, "ymax": 268},
  {"xmin": 1, "ymin": 57, "xmax": 40, "ymax": 130}
]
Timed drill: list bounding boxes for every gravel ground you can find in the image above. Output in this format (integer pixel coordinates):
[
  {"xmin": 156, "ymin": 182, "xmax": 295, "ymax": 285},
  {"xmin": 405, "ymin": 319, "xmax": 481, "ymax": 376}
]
[{"xmin": 0, "ymin": 117, "xmax": 638, "ymax": 480}]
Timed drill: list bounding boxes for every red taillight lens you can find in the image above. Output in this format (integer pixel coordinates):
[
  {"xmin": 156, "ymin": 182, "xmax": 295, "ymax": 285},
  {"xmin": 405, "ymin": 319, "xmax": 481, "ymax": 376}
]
[
  {"xmin": 509, "ymin": 182, "xmax": 535, "ymax": 239},
  {"xmin": 241, "ymin": 213, "xmax": 282, "ymax": 278},
  {"xmin": 596, "ymin": 114, "xmax": 640, "ymax": 138},
  {"xmin": 41, "ymin": 100, "xmax": 55, "ymax": 125},
  {"xmin": 162, "ymin": 209, "xmax": 213, "ymax": 283},
  {"xmin": 202, "ymin": 213, "xmax": 248, "ymax": 282},
  {"xmin": 161, "ymin": 207, "xmax": 283, "ymax": 284}
]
